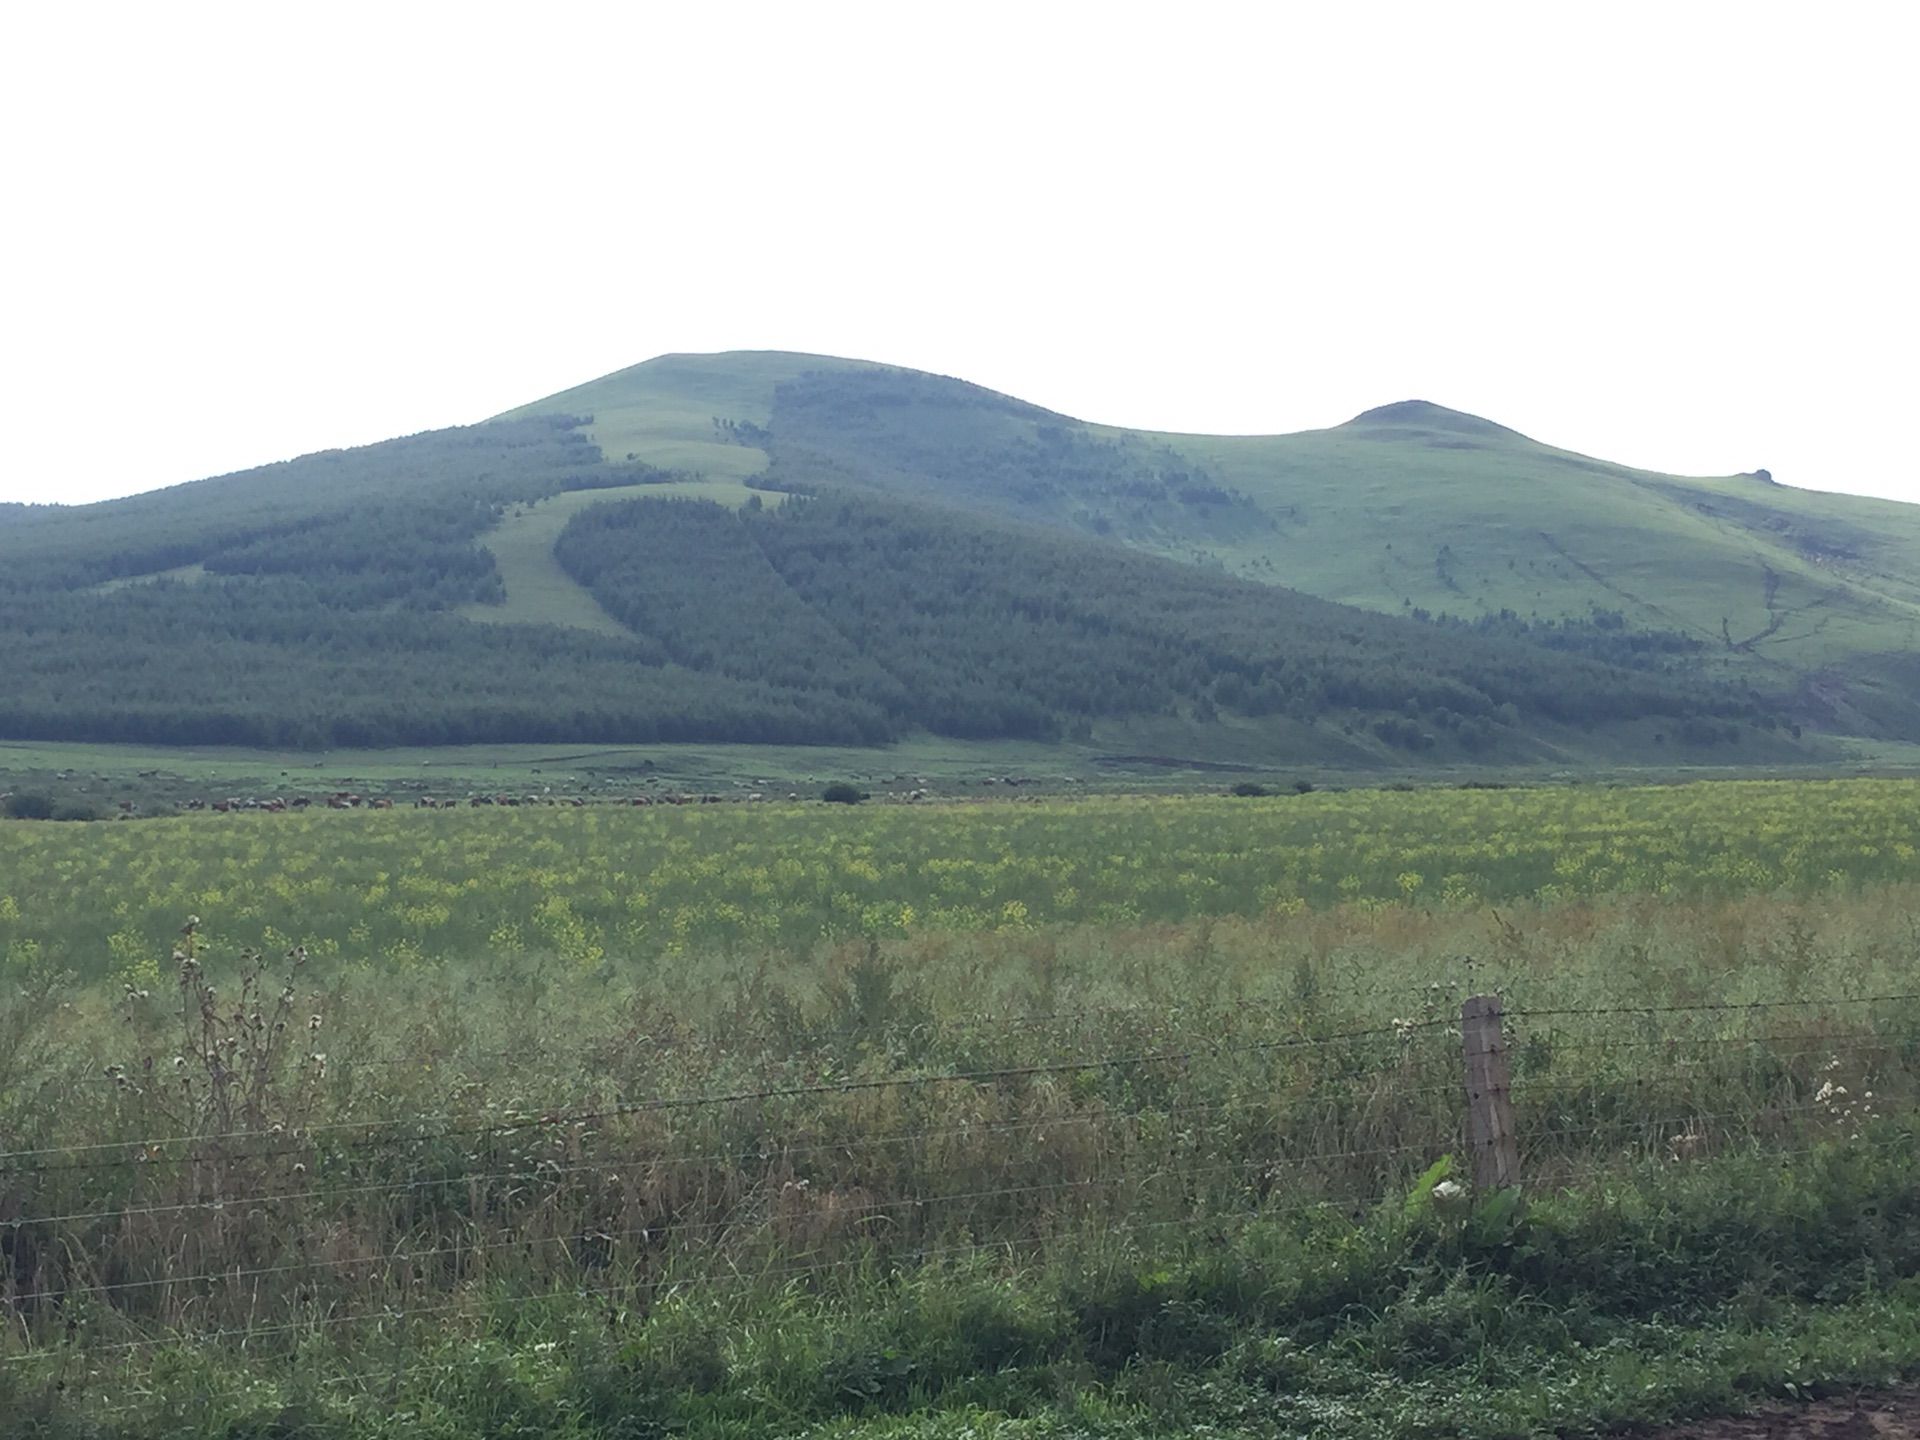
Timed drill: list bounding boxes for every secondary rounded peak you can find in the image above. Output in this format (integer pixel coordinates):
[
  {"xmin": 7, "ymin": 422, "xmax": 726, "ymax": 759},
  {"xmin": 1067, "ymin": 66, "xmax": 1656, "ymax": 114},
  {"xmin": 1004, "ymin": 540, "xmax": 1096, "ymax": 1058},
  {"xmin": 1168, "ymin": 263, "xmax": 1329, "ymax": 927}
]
[{"xmin": 1340, "ymin": 400, "xmax": 1522, "ymax": 438}]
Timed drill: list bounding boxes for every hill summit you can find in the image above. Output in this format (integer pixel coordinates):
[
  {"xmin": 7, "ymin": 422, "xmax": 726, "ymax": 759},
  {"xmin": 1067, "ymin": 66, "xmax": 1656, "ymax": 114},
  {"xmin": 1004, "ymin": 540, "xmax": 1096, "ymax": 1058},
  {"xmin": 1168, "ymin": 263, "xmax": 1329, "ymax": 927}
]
[{"xmin": 1340, "ymin": 400, "xmax": 1524, "ymax": 440}]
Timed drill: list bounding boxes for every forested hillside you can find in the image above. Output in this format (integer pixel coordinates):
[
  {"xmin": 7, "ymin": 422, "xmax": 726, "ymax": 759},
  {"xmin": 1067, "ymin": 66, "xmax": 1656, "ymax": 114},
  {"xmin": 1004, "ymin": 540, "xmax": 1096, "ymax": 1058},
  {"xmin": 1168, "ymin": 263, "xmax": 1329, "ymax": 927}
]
[
  {"xmin": 554, "ymin": 491, "xmax": 1771, "ymax": 753},
  {"xmin": 505, "ymin": 352, "xmax": 1920, "ymax": 740},
  {"xmin": 14, "ymin": 348, "xmax": 1918, "ymax": 760},
  {"xmin": 0, "ymin": 415, "xmax": 610, "ymax": 593},
  {"xmin": 0, "ymin": 412, "xmax": 1775, "ymax": 755},
  {"xmin": 0, "ymin": 418, "xmax": 876, "ymax": 748}
]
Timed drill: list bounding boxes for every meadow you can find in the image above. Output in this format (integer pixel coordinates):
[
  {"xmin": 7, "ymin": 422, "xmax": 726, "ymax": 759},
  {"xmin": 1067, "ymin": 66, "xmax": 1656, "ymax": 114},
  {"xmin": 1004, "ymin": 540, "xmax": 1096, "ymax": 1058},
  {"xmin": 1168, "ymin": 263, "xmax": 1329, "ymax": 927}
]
[
  {"xmin": 9, "ymin": 779, "xmax": 1920, "ymax": 988},
  {"xmin": 460, "ymin": 477, "xmax": 778, "ymax": 636},
  {"xmin": 8, "ymin": 780, "xmax": 1920, "ymax": 1438}
]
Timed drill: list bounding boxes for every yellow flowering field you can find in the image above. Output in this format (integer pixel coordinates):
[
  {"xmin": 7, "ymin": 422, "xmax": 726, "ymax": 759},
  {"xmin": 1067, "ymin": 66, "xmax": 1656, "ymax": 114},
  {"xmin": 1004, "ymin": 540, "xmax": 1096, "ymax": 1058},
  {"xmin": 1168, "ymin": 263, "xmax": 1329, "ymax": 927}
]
[
  {"xmin": 3, "ymin": 778, "xmax": 1918, "ymax": 984},
  {"xmin": 10, "ymin": 778, "xmax": 1920, "ymax": 1438}
]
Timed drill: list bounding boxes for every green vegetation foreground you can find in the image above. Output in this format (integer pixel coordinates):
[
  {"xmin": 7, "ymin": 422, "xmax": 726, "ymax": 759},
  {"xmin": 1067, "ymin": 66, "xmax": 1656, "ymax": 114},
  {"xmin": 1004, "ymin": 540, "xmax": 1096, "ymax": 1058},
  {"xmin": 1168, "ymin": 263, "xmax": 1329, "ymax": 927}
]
[{"xmin": 8, "ymin": 782, "xmax": 1920, "ymax": 1437}]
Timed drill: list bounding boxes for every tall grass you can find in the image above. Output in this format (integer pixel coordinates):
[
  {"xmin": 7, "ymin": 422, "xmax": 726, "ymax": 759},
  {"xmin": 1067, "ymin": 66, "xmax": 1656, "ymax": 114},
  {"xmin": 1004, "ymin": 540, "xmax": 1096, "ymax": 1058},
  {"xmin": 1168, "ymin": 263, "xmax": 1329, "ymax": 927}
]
[
  {"xmin": 5, "ymin": 885, "xmax": 1920, "ymax": 1435},
  {"xmin": 9, "ymin": 787, "xmax": 1920, "ymax": 1434}
]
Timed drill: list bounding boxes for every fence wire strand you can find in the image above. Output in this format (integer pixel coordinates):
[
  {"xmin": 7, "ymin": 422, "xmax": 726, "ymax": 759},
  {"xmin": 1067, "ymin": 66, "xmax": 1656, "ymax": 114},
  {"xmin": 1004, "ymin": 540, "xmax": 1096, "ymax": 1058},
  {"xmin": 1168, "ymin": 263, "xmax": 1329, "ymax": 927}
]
[{"xmin": 6, "ymin": 992, "xmax": 1919, "ymax": 1388}]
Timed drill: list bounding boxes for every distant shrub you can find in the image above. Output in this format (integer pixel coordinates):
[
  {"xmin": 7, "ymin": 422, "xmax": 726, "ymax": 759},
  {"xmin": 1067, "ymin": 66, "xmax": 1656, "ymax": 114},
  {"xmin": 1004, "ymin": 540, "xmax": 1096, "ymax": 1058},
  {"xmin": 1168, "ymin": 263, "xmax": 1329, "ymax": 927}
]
[
  {"xmin": 1230, "ymin": 781, "xmax": 1270, "ymax": 798},
  {"xmin": 4, "ymin": 791, "xmax": 54, "ymax": 820},
  {"xmin": 1372, "ymin": 717, "xmax": 1436, "ymax": 751},
  {"xmin": 821, "ymin": 782, "xmax": 868, "ymax": 805},
  {"xmin": 1293, "ymin": 779, "xmax": 1315, "ymax": 794},
  {"xmin": 1677, "ymin": 718, "xmax": 1742, "ymax": 747},
  {"xmin": 52, "ymin": 801, "xmax": 100, "ymax": 822}
]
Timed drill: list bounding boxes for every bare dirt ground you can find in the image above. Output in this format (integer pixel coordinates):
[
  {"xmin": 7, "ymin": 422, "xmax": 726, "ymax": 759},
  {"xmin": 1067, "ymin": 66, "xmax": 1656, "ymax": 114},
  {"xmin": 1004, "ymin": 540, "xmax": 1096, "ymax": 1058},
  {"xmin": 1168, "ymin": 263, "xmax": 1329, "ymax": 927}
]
[{"xmin": 1637, "ymin": 1389, "xmax": 1920, "ymax": 1440}]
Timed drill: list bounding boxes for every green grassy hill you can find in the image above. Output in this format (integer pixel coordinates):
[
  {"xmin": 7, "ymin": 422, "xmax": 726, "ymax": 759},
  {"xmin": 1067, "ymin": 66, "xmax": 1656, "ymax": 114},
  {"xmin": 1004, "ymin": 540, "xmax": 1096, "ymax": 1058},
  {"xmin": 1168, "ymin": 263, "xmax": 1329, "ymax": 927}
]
[
  {"xmin": 497, "ymin": 351, "xmax": 880, "ymax": 482},
  {"xmin": 508, "ymin": 354, "xmax": 1920, "ymax": 733},
  {"xmin": 4, "ymin": 349, "xmax": 1911, "ymax": 764},
  {"xmin": 1165, "ymin": 404, "xmax": 1920, "ymax": 669}
]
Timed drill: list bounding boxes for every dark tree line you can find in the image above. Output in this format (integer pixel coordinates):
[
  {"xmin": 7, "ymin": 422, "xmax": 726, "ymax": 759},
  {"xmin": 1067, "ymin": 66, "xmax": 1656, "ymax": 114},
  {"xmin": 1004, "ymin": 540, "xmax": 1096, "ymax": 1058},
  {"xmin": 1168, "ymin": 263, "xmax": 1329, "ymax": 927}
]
[
  {"xmin": 555, "ymin": 491, "xmax": 1770, "ymax": 750},
  {"xmin": 0, "ymin": 579, "xmax": 892, "ymax": 749},
  {"xmin": 1410, "ymin": 606, "xmax": 1705, "ymax": 672}
]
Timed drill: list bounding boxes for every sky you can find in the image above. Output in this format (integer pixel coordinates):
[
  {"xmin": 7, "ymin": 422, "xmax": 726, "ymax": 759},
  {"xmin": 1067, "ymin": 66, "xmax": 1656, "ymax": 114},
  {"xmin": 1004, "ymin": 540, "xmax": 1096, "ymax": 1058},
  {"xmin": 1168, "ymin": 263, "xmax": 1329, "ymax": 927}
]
[{"xmin": 3, "ymin": 2, "xmax": 1915, "ymax": 506}]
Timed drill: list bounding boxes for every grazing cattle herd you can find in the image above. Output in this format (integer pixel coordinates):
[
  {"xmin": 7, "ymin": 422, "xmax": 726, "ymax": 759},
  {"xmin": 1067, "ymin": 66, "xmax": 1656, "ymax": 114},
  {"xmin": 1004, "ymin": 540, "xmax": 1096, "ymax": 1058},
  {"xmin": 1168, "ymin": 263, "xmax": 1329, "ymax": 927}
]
[
  {"xmin": 4, "ymin": 773, "xmax": 1060, "ymax": 821},
  {"xmin": 182, "ymin": 790, "xmax": 743, "ymax": 813},
  {"xmin": 132, "ymin": 787, "xmax": 961, "ymax": 816}
]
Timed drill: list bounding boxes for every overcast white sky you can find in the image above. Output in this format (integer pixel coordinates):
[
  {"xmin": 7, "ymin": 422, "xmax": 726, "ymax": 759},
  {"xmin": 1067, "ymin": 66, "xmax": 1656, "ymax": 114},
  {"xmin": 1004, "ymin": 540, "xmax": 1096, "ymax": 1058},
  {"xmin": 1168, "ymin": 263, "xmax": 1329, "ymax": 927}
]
[{"xmin": 3, "ymin": 2, "xmax": 1914, "ymax": 506}]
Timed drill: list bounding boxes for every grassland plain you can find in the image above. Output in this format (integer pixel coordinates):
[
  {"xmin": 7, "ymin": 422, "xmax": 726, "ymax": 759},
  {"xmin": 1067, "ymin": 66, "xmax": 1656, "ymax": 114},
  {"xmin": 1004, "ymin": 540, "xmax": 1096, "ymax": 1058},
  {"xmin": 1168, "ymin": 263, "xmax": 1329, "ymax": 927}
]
[
  {"xmin": 0, "ymin": 734, "xmax": 1136, "ymax": 820},
  {"xmin": 8, "ymin": 780, "xmax": 1920, "ymax": 985},
  {"xmin": 9, "ymin": 782, "xmax": 1920, "ymax": 1436},
  {"xmin": 13, "ymin": 730, "xmax": 1920, "ymax": 834}
]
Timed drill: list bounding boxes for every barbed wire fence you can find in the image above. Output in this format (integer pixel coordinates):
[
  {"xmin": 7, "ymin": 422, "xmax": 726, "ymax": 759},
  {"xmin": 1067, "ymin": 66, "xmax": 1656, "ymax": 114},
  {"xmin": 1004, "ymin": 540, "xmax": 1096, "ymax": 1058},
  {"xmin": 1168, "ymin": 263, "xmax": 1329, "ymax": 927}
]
[{"xmin": 3, "ymin": 989, "xmax": 1916, "ymax": 1395}]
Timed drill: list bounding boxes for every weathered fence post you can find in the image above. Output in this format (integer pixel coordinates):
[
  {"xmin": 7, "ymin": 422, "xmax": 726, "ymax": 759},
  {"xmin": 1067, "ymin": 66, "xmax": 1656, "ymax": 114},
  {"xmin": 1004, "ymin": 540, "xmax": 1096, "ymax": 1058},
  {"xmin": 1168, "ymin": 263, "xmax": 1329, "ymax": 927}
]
[{"xmin": 1461, "ymin": 994, "xmax": 1520, "ymax": 1191}]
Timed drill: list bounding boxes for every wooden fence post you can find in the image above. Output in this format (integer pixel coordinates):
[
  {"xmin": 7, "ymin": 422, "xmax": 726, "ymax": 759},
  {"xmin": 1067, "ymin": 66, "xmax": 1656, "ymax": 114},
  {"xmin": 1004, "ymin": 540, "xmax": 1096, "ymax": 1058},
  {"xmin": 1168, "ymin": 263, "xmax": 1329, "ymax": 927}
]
[{"xmin": 1462, "ymin": 994, "xmax": 1520, "ymax": 1191}]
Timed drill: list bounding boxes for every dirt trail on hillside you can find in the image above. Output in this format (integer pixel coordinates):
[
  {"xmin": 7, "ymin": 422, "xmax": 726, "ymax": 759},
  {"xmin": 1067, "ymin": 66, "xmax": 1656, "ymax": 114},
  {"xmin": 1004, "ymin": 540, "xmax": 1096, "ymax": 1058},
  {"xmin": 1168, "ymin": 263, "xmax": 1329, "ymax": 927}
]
[{"xmin": 1634, "ymin": 1389, "xmax": 1920, "ymax": 1440}]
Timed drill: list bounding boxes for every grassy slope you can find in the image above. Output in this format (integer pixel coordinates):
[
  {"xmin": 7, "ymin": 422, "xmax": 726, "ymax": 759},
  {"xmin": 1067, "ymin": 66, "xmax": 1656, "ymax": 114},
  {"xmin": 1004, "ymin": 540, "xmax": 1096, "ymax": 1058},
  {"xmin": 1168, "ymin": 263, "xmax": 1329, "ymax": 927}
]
[
  {"xmin": 1154, "ymin": 407, "xmax": 1920, "ymax": 677},
  {"xmin": 504, "ymin": 357, "xmax": 1920, "ymax": 691},
  {"xmin": 459, "ymin": 478, "xmax": 781, "ymax": 634},
  {"xmin": 496, "ymin": 350, "xmax": 878, "ymax": 483},
  {"xmin": 87, "ymin": 562, "xmax": 207, "ymax": 592}
]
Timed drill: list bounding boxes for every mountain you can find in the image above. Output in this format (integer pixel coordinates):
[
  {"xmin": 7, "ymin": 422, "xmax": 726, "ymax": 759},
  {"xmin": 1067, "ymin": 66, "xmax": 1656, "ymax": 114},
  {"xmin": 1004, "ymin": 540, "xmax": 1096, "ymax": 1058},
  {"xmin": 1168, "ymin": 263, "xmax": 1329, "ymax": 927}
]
[
  {"xmin": 1, "ymin": 350, "xmax": 1901, "ymax": 764},
  {"xmin": 505, "ymin": 353, "xmax": 1920, "ymax": 736}
]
